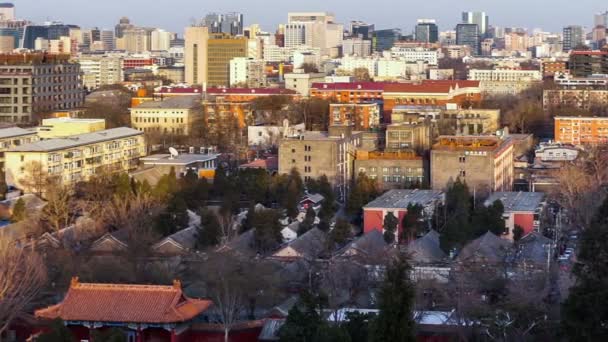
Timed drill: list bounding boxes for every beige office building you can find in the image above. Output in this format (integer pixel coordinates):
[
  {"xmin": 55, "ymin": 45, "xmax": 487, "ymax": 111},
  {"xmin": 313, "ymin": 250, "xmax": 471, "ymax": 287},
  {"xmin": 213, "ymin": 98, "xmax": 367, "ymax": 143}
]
[
  {"xmin": 185, "ymin": 27, "xmax": 248, "ymax": 86},
  {"xmin": 0, "ymin": 127, "xmax": 39, "ymax": 169},
  {"xmin": 5, "ymin": 127, "xmax": 146, "ymax": 192},
  {"xmin": 131, "ymin": 95, "xmax": 202, "ymax": 136}
]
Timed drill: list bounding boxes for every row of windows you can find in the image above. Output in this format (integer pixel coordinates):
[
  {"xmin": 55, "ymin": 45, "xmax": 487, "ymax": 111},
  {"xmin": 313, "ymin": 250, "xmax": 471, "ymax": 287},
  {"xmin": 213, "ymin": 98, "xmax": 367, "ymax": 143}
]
[{"xmin": 359, "ymin": 167, "xmax": 423, "ymax": 174}]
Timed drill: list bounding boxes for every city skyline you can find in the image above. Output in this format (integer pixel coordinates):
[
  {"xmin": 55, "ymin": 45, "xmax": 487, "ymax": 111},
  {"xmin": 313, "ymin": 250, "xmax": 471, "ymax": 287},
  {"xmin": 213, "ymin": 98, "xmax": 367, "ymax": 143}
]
[{"xmin": 14, "ymin": 0, "xmax": 608, "ymax": 34}]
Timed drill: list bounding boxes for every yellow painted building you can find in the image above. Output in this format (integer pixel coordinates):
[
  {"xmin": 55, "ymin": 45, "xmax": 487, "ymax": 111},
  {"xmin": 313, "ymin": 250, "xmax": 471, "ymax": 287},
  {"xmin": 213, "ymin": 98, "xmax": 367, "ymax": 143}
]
[
  {"xmin": 184, "ymin": 26, "xmax": 248, "ymax": 87},
  {"xmin": 131, "ymin": 95, "xmax": 202, "ymax": 136},
  {"xmin": 37, "ymin": 118, "xmax": 106, "ymax": 139},
  {"xmin": 5, "ymin": 127, "xmax": 146, "ymax": 192},
  {"xmin": 0, "ymin": 127, "xmax": 39, "ymax": 170}
]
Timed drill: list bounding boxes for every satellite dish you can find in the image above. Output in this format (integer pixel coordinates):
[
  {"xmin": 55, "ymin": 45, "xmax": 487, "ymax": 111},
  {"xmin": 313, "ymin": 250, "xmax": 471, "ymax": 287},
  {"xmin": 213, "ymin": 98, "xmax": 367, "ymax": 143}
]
[{"xmin": 169, "ymin": 147, "xmax": 179, "ymax": 159}]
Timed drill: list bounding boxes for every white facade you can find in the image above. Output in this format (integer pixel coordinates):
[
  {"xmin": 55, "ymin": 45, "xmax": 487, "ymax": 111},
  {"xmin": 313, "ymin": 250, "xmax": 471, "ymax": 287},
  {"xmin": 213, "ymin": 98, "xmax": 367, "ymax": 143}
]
[
  {"xmin": 339, "ymin": 56, "xmax": 377, "ymax": 75},
  {"xmin": 286, "ymin": 12, "xmax": 343, "ymax": 56},
  {"xmin": 469, "ymin": 69, "xmax": 542, "ymax": 82},
  {"xmin": 78, "ymin": 55, "xmax": 124, "ymax": 90},
  {"xmin": 229, "ymin": 57, "xmax": 266, "ymax": 87},
  {"xmin": 284, "ymin": 73, "xmax": 325, "ymax": 96},
  {"xmin": 389, "ymin": 47, "xmax": 438, "ymax": 65},
  {"xmin": 342, "ymin": 38, "xmax": 372, "ymax": 57},
  {"xmin": 294, "ymin": 50, "xmax": 321, "ymax": 69},
  {"xmin": 151, "ymin": 29, "xmax": 172, "ymax": 51}
]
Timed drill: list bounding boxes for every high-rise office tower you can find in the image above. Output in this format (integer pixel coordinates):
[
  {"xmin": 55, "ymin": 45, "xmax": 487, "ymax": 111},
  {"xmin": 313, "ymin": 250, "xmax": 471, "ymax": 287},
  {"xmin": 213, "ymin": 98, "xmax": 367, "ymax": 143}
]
[
  {"xmin": 185, "ymin": 26, "xmax": 209, "ymax": 85},
  {"xmin": 0, "ymin": 3, "xmax": 15, "ymax": 21},
  {"xmin": 286, "ymin": 12, "xmax": 343, "ymax": 56},
  {"xmin": 115, "ymin": 17, "xmax": 133, "ymax": 39},
  {"xmin": 456, "ymin": 23, "xmax": 480, "ymax": 55},
  {"xmin": 563, "ymin": 25, "xmax": 585, "ymax": 51},
  {"xmin": 151, "ymin": 29, "xmax": 172, "ymax": 51},
  {"xmin": 350, "ymin": 21, "xmax": 375, "ymax": 39},
  {"xmin": 415, "ymin": 19, "xmax": 439, "ymax": 43},
  {"xmin": 373, "ymin": 28, "xmax": 401, "ymax": 52},
  {"xmin": 203, "ymin": 12, "xmax": 243, "ymax": 36},
  {"xmin": 594, "ymin": 11, "xmax": 608, "ymax": 27},
  {"xmin": 100, "ymin": 30, "xmax": 115, "ymax": 51},
  {"xmin": 185, "ymin": 26, "xmax": 247, "ymax": 86},
  {"xmin": 222, "ymin": 12, "xmax": 243, "ymax": 36},
  {"xmin": 462, "ymin": 11, "xmax": 489, "ymax": 37}
]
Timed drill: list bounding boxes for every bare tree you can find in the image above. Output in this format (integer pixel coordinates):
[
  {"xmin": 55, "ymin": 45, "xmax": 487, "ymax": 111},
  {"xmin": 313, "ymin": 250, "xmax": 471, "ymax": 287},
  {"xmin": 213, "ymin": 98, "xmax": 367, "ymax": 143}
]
[
  {"xmin": 0, "ymin": 237, "xmax": 47, "ymax": 335},
  {"xmin": 39, "ymin": 183, "xmax": 73, "ymax": 233},
  {"xmin": 18, "ymin": 161, "xmax": 54, "ymax": 197},
  {"xmin": 193, "ymin": 252, "xmax": 248, "ymax": 342}
]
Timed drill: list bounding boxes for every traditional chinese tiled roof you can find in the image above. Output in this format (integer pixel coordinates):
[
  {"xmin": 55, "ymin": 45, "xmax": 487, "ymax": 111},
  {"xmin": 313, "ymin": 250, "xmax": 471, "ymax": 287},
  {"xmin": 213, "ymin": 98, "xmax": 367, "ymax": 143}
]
[{"xmin": 35, "ymin": 278, "xmax": 212, "ymax": 324}]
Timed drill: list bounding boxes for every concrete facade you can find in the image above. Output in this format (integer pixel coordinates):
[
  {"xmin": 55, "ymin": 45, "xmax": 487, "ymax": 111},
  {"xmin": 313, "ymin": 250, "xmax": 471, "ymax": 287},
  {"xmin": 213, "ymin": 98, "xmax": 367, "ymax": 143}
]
[{"xmin": 431, "ymin": 135, "xmax": 514, "ymax": 194}]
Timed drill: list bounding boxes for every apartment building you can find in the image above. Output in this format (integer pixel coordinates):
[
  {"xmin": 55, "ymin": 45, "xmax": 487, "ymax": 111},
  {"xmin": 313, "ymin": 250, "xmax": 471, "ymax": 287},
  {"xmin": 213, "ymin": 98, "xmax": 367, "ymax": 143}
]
[
  {"xmin": 468, "ymin": 68, "xmax": 542, "ymax": 95},
  {"xmin": 554, "ymin": 116, "xmax": 608, "ymax": 145},
  {"xmin": 431, "ymin": 135, "xmax": 514, "ymax": 194},
  {"xmin": 329, "ymin": 103, "xmax": 381, "ymax": 130},
  {"xmin": 355, "ymin": 150, "xmax": 425, "ymax": 190},
  {"xmin": 0, "ymin": 127, "xmax": 39, "ymax": 169},
  {"xmin": 568, "ymin": 50, "xmax": 608, "ymax": 77},
  {"xmin": 0, "ymin": 53, "xmax": 84, "ymax": 123},
  {"xmin": 229, "ymin": 57, "xmax": 266, "ymax": 87},
  {"xmin": 37, "ymin": 118, "xmax": 106, "ymax": 139},
  {"xmin": 5, "ymin": 127, "xmax": 146, "ymax": 192},
  {"xmin": 78, "ymin": 54, "xmax": 124, "ymax": 90},
  {"xmin": 279, "ymin": 125, "xmax": 362, "ymax": 197},
  {"xmin": 131, "ymin": 95, "xmax": 202, "ymax": 136},
  {"xmin": 543, "ymin": 88, "xmax": 608, "ymax": 111}
]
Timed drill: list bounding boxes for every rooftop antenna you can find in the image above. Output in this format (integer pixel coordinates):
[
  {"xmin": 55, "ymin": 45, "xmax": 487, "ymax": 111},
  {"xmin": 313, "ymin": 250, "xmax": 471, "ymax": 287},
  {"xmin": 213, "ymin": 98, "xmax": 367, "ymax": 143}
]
[{"xmin": 168, "ymin": 147, "xmax": 179, "ymax": 160}]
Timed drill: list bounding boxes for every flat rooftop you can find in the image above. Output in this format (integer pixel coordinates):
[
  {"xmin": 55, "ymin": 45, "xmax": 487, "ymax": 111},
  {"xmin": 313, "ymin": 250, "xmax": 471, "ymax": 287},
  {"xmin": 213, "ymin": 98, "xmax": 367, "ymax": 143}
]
[
  {"xmin": 283, "ymin": 131, "xmax": 362, "ymax": 141},
  {"xmin": 0, "ymin": 127, "xmax": 37, "ymax": 139},
  {"xmin": 41, "ymin": 118, "xmax": 105, "ymax": 125},
  {"xmin": 133, "ymin": 95, "xmax": 200, "ymax": 109},
  {"xmin": 432, "ymin": 135, "xmax": 512, "ymax": 152},
  {"xmin": 364, "ymin": 189, "xmax": 444, "ymax": 210},
  {"xmin": 140, "ymin": 153, "xmax": 219, "ymax": 166},
  {"xmin": 484, "ymin": 191, "xmax": 545, "ymax": 212},
  {"xmin": 8, "ymin": 127, "xmax": 142, "ymax": 152}
]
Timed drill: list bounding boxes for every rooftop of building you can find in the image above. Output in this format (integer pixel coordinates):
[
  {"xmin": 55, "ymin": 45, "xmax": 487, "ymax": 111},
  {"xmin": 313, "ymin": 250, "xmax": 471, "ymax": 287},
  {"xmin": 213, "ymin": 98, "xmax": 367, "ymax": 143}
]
[
  {"xmin": 0, "ymin": 53, "xmax": 72, "ymax": 65},
  {"xmin": 364, "ymin": 189, "xmax": 444, "ymax": 210},
  {"xmin": 432, "ymin": 135, "xmax": 512, "ymax": 152},
  {"xmin": 555, "ymin": 116, "xmax": 608, "ymax": 121},
  {"xmin": 133, "ymin": 95, "xmax": 201, "ymax": 109},
  {"xmin": 41, "ymin": 117, "xmax": 106, "ymax": 125},
  {"xmin": 484, "ymin": 191, "xmax": 545, "ymax": 213},
  {"xmin": 8, "ymin": 127, "xmax": 142, "ymax": 152},
  {"xmin": 356, "ymin": 150, "xmax": 422, "ymax": 161},
  {"xmin": 0, "ymin": 126, "xmax": 37, "ymax": 139},
  {"xmin": 140, "ymin": 153, "xmax": 220, "ymax": 166},
  {"xmin": 311, "ymin": 80, "xmax": 480, "ymax": 93},
  {"xmin": 35, "ymin": 278, "xmax": 212, "ymax": 324},
  {"xmin": 283, "ymin": 130, "xmax": 362, "ymax": 141},
  {"xmin": 570, "ymin": 50, "xmax": 608, "ymax": 56}
]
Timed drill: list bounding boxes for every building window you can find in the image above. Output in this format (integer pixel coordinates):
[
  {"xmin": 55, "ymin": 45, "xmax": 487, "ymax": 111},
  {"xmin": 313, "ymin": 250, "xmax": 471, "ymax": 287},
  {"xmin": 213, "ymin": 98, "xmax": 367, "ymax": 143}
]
[
  {"xmin": 459, "ymin": 156, "xmax": 466, "ymax": 163},
  {"xmin": 460, "ymin": 170, "xmax": 466, "ymax": 177}
]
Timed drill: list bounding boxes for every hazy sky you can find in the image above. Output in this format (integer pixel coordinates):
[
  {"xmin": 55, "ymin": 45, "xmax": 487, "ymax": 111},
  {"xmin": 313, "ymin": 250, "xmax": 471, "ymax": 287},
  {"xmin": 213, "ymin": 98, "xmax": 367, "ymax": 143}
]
[{"xmin": 14, "ymin": 0, "xmax": 608, "ymax": 35}]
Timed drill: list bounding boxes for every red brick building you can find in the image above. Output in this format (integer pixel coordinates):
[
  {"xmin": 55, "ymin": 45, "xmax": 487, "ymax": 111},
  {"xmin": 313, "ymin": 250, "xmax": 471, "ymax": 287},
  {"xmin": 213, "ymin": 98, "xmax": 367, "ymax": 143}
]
[
  {"xmin": 363, "ymin": 189, "xmax": 444, "ymax": 242},
  {"xmin": 311, "ymin": 81, "xmax": 482, "ymax": 123}
]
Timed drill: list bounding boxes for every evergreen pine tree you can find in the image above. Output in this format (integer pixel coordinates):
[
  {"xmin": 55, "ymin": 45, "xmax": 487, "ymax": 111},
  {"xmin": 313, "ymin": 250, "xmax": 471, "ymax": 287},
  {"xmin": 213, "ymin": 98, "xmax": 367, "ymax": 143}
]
[
  {"xmin": 383, "ymin": 212, "xmax": 399, "ymax": 244},
  {"xmin": 562, "ymin": 196, "xmax": 608, "ymax": 341},
  {"xmin": 11, "ymin": 198, "xmax": 26, "ymax": 223},
  {"xmin": 369, "ymin": 255, "xmax": 416, "ymax": 342},
  {"xmin": 196, "ymin": 208, "xmax": 222, "ymax": 249}
]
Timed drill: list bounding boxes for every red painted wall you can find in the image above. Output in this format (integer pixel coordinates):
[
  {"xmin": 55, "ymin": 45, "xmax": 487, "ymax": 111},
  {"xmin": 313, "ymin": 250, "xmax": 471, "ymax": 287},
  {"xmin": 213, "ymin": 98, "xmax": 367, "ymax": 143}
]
[
  {"xmin": 364, "ymin": 209, "xmax": 408, "ymax": 241},
  {"xmin": 514, "ymin": 213, "xmax": 535, "ymax": 234}
]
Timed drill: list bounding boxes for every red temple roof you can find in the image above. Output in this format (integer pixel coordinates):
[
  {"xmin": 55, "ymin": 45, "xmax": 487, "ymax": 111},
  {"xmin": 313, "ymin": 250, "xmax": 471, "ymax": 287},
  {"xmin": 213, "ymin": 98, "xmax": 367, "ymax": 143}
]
[{"xmin": 35, "ymin": 278, "xmax": 212, "ymax": 324}]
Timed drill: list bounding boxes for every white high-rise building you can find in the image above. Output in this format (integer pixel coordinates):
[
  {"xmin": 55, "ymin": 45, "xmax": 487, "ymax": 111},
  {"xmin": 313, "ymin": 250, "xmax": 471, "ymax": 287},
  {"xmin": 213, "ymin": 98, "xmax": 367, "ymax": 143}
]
[
  {"xmin": 286, "ymin": 12, "xmax": 343, "ymax": 56},
  {"xmin": 229, "ymin": 57, "xmax": 266, "ymax": 87},
  {"xmin": 78, "ymin": 55, "xmax": 124, "ymax": 90},
  {"xmin": 342, "ymin": 37, "xmax": 372, "ymax": 57},
  {"xmin": 151, "ymin": 29, "xmax": 172, "ymax": 51},
  {"xmin": 100, "ymin": 30, "xmax": 115, "ymax": 51},
  {"xmin": 462, "ymin": 11, "xmax": 489, "ymax": 36},
  {"xmin": 0, "ymin": 3, "xmax": 15, "ymax": 21}
]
